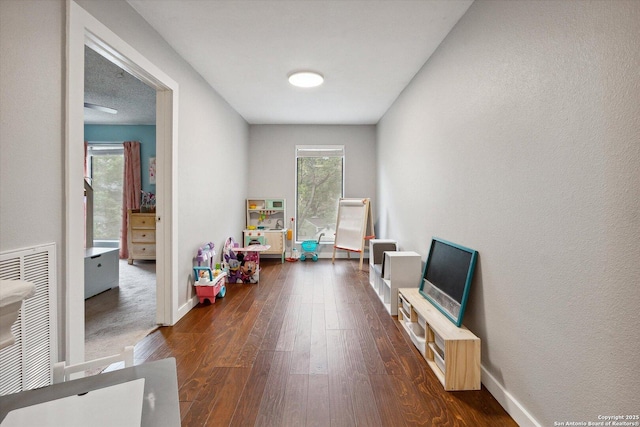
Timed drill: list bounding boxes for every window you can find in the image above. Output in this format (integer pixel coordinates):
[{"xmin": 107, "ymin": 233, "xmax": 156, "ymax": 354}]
[
  {"xmin": 296, "ymin": 145, "xmax": 344, "ymax": 243},
  {"xmin": 86, "ymin": 143, "xmax": 124, "ymax": 245}
]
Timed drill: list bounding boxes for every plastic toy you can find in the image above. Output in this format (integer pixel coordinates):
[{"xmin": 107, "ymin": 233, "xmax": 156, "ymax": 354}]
[
  {"xmin": 222, "ymin": 237, "xmax": 243, "ymax": 283},
  {"xmin": 300, "ymin": 233, "xmax": 324, "ymax": 262},
  {"xmin": 193, "ymin": 242, "xmax": 227, "ymax": 304},
  {"xmin": 285, "ymin": 217, "xmax": 298, "ymax": 262}
]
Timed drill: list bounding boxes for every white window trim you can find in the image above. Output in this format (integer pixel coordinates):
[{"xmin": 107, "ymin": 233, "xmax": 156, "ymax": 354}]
[{"xmin": 295, "ymin": 145, "xmax": 345, "ymax": 244}]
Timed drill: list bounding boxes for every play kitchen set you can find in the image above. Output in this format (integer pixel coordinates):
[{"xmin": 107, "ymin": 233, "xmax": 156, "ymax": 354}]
[{"xmin": 243, "ymin": 198, "xmax": 287, "ymax": 263}]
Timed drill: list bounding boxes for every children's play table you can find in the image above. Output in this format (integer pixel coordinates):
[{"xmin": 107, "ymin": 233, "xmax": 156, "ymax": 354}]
[{"xmin": 226, "ymin": 244, "xmax": 270, "ymax": 284}]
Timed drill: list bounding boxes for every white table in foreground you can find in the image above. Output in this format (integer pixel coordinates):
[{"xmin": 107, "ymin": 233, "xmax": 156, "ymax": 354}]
[{"xmin": 0, "ymin": 358, "xmax": 180, "ymax": 426}]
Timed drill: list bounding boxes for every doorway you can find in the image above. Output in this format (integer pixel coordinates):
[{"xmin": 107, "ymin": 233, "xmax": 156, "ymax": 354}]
[
  {"xmin": 83, "ymin": 45, "xmax": 158, "ymax": 359},
  {"xmin": 67, "ymin": 1, "xmax": 179, "ymax": 365}
]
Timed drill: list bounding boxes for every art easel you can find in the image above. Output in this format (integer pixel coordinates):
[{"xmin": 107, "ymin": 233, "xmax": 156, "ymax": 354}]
[{"xmin": 332, "ymin": 198, "xmax": 375, "ymax": 270}]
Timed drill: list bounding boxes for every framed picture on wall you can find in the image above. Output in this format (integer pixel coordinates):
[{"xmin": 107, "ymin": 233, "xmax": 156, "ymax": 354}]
[{"xmin": 149, "ymin": 157, "xmax": 156, "ymax": 184}]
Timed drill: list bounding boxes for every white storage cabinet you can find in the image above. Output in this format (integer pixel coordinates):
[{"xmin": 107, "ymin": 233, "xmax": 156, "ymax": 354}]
[
  {"xmin": 84, "ymin": 247, "xmax": 119, "ymax": 299},
  {"xmin": 368, "ymin": 239, "xmax": 397, "ymax": 287},
  {"xmin": 375, "ymin": 251, "xmax": 421, "ymax": 315}
]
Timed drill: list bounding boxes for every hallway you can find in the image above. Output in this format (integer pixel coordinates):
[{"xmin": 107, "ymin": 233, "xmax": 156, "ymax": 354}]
[{"xmin": 133, "ymin": 259, "xmax": 514, "ymax": 426}]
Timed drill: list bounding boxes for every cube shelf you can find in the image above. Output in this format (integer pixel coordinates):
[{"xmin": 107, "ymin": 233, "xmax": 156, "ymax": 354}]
[{"xmin": 397, "ymin": 288, "xmax": 481, "ymax": 391}]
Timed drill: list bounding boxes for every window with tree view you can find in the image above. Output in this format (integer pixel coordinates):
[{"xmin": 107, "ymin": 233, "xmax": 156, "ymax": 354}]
[
  {"xmin": 296, "ymin": 146, "xmax": 344, "ymax": 243},
  {"xmin": 86, "ymin": 143, "xmax": 124, "ymax": 245}
]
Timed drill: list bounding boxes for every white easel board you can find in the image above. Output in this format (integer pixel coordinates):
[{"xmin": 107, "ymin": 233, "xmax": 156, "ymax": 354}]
[{"xmin": 332, "ymin": 198, "xmax": 374, "ymax": 270}]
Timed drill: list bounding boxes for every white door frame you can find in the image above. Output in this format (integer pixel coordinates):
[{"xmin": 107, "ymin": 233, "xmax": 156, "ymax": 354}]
[{"xmin": 66, "ymin": 0, "xmax": 179, "ymax": 364}]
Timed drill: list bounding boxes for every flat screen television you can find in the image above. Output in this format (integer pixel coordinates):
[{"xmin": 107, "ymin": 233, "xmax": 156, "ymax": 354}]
[{"xmin": 419, "ymin": 237, "xmax": 478, "ymax": 327}]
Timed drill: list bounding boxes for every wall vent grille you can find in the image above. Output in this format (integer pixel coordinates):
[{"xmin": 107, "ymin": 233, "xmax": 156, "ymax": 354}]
[{"xmin": 0, "ymin": 243, "xmax": 57, "ymax": 396}]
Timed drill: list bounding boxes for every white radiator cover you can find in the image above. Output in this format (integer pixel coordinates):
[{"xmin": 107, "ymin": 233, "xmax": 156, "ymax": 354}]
[{"xmin": 0, "ymin": 244, "xmax": 57, "ymax": 396}]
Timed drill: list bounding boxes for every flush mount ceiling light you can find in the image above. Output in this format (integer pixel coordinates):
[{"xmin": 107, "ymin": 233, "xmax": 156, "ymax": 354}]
[{"xmin": 288, "ymin": 71, "xmax": 324, "ymax": 88}]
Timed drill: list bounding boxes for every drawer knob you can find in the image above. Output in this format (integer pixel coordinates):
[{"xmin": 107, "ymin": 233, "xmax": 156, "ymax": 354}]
[{"xmin": 97, "ymin": 263, "xmax": 102, "ymax": 268}]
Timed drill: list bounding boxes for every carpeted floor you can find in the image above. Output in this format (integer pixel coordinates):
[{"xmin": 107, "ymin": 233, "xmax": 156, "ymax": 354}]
[{"xmin": 85, "ymin": 259, "xmax": 158, "ymax": 362}]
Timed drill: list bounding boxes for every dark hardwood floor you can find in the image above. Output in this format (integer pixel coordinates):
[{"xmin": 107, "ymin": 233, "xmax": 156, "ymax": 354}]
[{"xmin": 134, "ymin": 259, "xmax": 516, "ymax": 426}]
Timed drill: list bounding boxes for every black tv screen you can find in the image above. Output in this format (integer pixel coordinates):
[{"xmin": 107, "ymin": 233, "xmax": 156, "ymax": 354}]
[{"xmin": 419, "ymin": 237, "xmax": 478, "ymax": 327}]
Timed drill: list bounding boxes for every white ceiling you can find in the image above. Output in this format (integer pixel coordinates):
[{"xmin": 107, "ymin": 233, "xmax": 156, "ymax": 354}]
[
  {"xmin": 84, "ymin": 46, "xmax": 156, "ymax": 125},
  {"xmin": 87, "ymin": 0, "xmax": 473, "ymax": 125}
]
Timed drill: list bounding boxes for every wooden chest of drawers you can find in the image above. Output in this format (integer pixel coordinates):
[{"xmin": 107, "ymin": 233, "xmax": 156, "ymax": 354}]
[{"xmin": 128, "ymin": 210, "xmax": 156, "ymax": 264}]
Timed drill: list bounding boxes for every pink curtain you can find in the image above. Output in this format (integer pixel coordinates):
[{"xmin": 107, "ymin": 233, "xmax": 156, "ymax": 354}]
[{"xmin": 120, "ymin": 141, "xmax": 141, "ymax": 259}]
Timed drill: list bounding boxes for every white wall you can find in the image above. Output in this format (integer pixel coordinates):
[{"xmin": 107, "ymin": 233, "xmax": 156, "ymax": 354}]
[
  {"xmin": 248, "ymin": 125, "xmax": 376, "ymax": 255},
  {"xmin": 0, "ymin": 0, "xmax": 66, "ymax": 343},
  {"xmin": 74, "ymin": 0, "xmax": 249, "ymax": 311},
  {"xmin": 0, "ymin": 1, "xmax": 64, "ymax": 251},
  {"xmin": 377, "ymin": 1, "xmax": 640, "ymax": 425},
  {"xmin": 0, "ymin": 0, "xmax": 248, "ymax": 356}
]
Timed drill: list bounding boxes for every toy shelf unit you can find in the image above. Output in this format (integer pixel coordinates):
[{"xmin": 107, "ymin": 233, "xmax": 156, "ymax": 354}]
[
  {"xmin": 397, "ymin": 288, "xmax": 481, "ymax": 391},
  {"xmin": 375, "ymin": 251, "xmax": 421, "ymax": 315},
  {"xmin": 368, "ymin": 239, "xmax": 397, "ymax": 287},
  {"xmin": 246, "ymin": 198, "xmax": 286, "ymax": 230}
]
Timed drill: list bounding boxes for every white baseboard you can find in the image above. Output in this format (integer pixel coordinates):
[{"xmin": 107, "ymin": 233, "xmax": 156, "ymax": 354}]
[
  {"xmin": 481, "ymin": 366, "xmax": 541, "ymax": 427},
  {"xmin": 260, "ymin": 253, "xmax": 369, "ymax": 261},
  {"xmin": 177, "ymin": 295, "xmax": 200, "ymax": 322}
]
